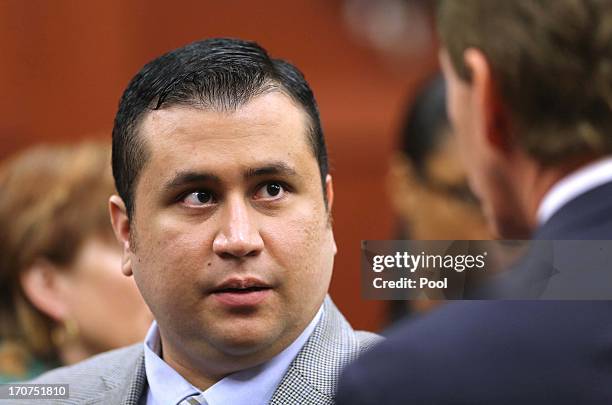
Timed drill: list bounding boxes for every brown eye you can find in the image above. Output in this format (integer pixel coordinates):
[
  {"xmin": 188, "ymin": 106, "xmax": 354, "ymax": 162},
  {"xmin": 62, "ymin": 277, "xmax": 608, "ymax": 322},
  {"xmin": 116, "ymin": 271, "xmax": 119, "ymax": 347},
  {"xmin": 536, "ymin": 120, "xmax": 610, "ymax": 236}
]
[
  {"xmin": 182, "ymin": 190, "xmax": 214, "ymax": 206},
  {"xmin": 267, "ymin": 183, "xmax": 281, "ymax": 196},
  {"xmin": 195, "ymin": 191, "xmax": 212, "ymax": 203},
  {"xmin": 254, "ymin": 182, "xmax": 286, "ymax": 200}
]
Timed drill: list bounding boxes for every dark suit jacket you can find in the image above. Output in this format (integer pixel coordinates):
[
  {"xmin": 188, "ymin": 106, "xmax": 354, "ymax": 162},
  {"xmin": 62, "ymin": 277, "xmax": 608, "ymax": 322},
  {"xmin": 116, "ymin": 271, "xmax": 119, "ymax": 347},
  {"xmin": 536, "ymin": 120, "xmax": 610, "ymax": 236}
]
[{"xmin": 337, "ymin": 181, "xmax": 612, "ymax": 405}]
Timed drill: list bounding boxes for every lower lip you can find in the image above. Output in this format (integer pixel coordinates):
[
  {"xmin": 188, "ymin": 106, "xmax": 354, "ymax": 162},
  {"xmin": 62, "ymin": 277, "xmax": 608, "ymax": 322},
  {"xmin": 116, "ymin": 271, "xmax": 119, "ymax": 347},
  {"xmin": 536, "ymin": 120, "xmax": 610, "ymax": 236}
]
[{"xmin": 212, "ymin": 289, "xmax": 271, "ymax": 307}]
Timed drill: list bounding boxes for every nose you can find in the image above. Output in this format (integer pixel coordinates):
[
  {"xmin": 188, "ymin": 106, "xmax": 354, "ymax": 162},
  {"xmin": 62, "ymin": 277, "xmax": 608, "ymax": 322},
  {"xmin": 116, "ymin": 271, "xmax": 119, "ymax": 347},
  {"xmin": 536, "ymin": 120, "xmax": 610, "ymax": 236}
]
[{"xmin": 212, "ymin": 195, "xmax": 264, "ymax": 259}]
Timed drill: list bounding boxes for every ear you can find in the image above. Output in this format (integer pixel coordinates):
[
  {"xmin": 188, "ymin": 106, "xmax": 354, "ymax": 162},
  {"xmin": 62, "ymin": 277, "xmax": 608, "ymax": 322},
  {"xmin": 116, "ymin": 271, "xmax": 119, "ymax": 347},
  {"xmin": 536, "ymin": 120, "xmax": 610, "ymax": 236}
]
[
  {"xmin": 325, "ymin": 174, "xmax": 334, "ymax": 212},
  {"xmin": 20, "ymin": 260, "xmax": 69, "ymax": 322},
  {"xmin": 109, "ymin": 195, "xmax": 134, "ymax": 276},
  {"xmin": 464, "ymin": 48, "xmax": 512, "ymax": 155},
  {"xmin": 324, "ymin": 174, "xmax": 338, "ymax": 254}
]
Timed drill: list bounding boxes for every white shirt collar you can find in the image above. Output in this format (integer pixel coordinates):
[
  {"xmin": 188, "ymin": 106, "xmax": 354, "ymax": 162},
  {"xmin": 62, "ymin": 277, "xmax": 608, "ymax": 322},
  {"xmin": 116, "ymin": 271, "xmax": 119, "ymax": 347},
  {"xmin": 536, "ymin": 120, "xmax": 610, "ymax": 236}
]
[
  {"xmin": 537, "ymin": 156, "xmax": 612, "ymax": 225},
  {"xmin": 143, "ymin": 305, "xmax": 323, "ymax": 405}
]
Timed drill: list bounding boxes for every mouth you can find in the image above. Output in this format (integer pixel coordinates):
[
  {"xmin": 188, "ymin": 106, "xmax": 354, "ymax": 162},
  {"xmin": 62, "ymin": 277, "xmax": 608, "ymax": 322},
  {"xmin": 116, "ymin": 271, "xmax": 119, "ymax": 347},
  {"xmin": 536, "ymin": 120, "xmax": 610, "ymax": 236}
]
[
  {"xmin": 213, "ymin": 286, "xmax": 270, "ymax": 294},
  {"xmin": 210, "ymin": 278, "xmax": 273, "ymax": 307},
  {"xmin": 212, "ymin": 277, "xmax": 272, "ymax": 293}
]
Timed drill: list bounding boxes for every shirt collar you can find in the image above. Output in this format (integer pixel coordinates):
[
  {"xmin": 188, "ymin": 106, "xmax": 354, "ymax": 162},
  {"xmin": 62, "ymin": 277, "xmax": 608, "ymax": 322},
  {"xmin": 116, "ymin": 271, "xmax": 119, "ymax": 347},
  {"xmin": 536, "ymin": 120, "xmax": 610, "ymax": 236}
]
[
  {"xmin": 143, "ymin": 323, "xmax": 200, "ymax": 405},
  {"xmin": 144, "ymin": 305, "xmax": 323, "ymax": 405},
  {"xmin": 537, "ymin": 156, "xmax": 612, "ymax": 226}
]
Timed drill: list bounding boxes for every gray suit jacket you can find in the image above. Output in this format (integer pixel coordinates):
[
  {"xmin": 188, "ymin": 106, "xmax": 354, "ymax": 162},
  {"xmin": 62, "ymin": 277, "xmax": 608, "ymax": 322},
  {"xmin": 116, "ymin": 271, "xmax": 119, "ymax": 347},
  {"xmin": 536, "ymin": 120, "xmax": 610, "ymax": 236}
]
[{"xmin": 15, "ymin": 297, "xmax": 381, "ymax": 405}]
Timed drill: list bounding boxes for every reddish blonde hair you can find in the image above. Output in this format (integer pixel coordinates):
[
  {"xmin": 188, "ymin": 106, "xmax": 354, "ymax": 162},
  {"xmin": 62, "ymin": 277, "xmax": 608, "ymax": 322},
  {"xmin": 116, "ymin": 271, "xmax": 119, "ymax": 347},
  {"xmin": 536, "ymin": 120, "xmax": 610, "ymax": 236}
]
[{"xmin": 0, "ymin": 142, "xmax": 116, "ymax": 365}]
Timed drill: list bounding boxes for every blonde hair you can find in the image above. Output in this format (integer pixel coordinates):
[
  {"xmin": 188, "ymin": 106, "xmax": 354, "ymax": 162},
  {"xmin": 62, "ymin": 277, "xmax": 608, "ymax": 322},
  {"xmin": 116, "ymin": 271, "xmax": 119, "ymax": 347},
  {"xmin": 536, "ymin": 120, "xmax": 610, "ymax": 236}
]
[{"xmin": 0, "ymin": 142, "xmax": 116, "ymax": 368}]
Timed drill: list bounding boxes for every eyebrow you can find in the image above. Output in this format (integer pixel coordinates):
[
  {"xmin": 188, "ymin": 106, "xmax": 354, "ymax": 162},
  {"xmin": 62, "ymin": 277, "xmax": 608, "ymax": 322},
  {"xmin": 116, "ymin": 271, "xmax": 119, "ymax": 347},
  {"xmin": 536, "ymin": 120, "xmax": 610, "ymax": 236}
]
[
  {"xmin": 163, "ymin": 162, "xmax": 298, "ymax": 192},
  {"xmin": 244, "ymin": 162, "xmax": 298, "ymax": 179},
  {"xmin": 163, "ymin": 172, "xmax": 221, "ymax": 191}
]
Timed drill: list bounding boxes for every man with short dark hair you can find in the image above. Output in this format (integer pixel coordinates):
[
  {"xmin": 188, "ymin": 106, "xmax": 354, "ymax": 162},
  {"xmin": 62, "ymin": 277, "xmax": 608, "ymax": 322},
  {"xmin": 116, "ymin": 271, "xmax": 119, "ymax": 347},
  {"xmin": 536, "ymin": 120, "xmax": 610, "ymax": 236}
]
[
  {"xmin": 24, "ymin": 38, "xmax": 380, "ymax": 405},
  {"xmin": 337, "ymin": 1, "xmax": 612, "ymax": 403}
]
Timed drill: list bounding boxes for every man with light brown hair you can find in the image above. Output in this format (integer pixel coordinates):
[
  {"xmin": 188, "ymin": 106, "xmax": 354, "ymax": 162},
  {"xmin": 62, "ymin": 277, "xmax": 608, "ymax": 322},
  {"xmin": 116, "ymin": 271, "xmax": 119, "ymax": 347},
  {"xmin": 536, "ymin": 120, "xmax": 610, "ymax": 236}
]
[{"xmin": 338, "ymin": 1, "xmax": 612, "ymax": 403}]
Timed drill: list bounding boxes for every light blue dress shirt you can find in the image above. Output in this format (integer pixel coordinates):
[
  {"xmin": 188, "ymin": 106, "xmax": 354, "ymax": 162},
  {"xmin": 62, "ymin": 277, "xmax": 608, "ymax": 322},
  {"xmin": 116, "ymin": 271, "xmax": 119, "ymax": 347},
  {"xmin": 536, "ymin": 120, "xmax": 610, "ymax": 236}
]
[{"xmin": 143, "ymin": 306, "xmax": 323, "ymax": 405}]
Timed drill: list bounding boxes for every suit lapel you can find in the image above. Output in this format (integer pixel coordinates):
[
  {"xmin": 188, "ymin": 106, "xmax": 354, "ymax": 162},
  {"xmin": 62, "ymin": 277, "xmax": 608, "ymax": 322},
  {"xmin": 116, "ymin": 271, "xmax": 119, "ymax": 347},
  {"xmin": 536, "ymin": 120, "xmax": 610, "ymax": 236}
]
[
  {"xmin": 269, "ymin": 296, "xmax": 361, "ymax": 405},
  {"xmin": 80, "ymin": 298, "xmax": 365, "ymax": 404},
  {"xmin": 87, "ymin": 349, "xmax": 147, "ymax": 405}
]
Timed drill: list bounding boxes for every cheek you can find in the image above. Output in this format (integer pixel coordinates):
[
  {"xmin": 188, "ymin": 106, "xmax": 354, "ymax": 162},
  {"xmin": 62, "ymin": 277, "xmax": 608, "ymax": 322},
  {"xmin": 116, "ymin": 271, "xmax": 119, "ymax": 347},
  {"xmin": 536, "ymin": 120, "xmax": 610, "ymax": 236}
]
[
  {"xmin": 263, "ymin": 208, "xmax": 334, "ymax": 293},
  {"xmin": 446, "ymin": 80, "xmax": 466, "ymax": 133},
  {"xmin": 64, "ymin": 248, "xmax": 123, "ymax": 304},
  {"xmin": 137, "ymin": 214, "xmax": 211, "ymax": 263},
  {"xmin": 447, "ymin": 84, "xmax": 478, "ymax": 161},
  {"xmin": 131, "ymin": 217, "xmax": 212, "ymax": 306},
  {"xmin": 65, "ymin": 255, "xmax": 150, "ymax": 346},
  {"xmin": 453, "ymin": 122, "xmax": 478, "ymax": 175}
]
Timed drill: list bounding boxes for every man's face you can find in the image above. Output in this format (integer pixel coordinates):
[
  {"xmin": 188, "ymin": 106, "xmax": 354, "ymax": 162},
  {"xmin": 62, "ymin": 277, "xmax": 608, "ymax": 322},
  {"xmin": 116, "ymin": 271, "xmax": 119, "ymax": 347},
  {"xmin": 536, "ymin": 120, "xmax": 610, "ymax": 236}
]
[
  {"xmin": 126, "ymin": 92, "xmax": 336, "ymax": 368},
  {"xmin": 440, "ymin": 49, "xmax": 524, "ymax": 238}
]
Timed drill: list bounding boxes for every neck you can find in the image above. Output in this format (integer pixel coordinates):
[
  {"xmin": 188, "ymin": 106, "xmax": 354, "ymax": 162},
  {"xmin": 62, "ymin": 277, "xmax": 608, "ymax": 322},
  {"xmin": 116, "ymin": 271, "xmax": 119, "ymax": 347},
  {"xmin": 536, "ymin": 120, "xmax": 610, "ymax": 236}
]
[
  {"xmin": 513, "ymin": 154, "xmax": 595, "ymax": 232},
  {"xmin": 157, "ymin": 317, "xmax": 312, "ymax": 391},
  {"xmin": 161, "ymin": 343, "xmax": 220, "ymax": 391}
]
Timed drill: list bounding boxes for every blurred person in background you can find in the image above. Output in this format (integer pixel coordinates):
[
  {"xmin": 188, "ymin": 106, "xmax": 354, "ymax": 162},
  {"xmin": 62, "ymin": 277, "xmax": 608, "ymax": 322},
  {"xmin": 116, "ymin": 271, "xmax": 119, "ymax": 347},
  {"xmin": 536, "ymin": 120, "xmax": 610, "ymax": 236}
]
[
  {"xmin": 338, "ymin": 0, "xmax": 612, "ymax": 403},
  {"xmin": 388, "ymin": 75, "xmax": 489, "ymax": 242},
  {"xmin": 387, "ymin": 75, "xmax": 491, "ymax": 322},
  {"xmin": 0, "ymin": 142, "xmax": 152, "ymax": 382}
]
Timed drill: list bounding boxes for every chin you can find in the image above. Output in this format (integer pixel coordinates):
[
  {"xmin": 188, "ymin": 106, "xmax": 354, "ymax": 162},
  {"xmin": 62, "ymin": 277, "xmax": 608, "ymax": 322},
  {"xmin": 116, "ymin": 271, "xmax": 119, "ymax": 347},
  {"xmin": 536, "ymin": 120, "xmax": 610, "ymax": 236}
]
[
  {"xmin": 216, "ymin": 336, "xmax": 276, "ymax": 358},
  {"xmin": 212, "ymin": 321, "xmax": 280, "ymax": 356}
]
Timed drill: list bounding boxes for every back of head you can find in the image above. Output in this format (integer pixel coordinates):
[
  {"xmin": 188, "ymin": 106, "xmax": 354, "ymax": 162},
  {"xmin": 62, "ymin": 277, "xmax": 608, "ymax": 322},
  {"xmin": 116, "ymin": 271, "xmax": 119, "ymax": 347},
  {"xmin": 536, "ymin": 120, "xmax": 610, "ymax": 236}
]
[
  {"xmin": 438, "ymin": 0, "xmax": 612, "ymax": 163},
  {"xmin": 112, "ymin": 38, "xmax": 328, "ymax": 219},
  {"xmin": 0, "ymin": 142, "xmax": 115, "ymax": 367}
]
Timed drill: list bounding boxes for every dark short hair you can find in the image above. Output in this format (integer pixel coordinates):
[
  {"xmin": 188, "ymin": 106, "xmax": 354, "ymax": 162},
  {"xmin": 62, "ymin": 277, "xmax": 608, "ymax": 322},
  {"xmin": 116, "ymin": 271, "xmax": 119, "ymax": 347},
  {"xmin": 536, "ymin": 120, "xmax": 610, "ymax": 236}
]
[
  {"xmin": 400, "ymin": 75, "xmax": 449, "ymax": 179},
  {"xmin": 112, "ymin": 38, "xmax": 328, "ymax": 218},
  {"xmin": 437, "ymin": 0, "xmax": 612, "ymax": 164}
]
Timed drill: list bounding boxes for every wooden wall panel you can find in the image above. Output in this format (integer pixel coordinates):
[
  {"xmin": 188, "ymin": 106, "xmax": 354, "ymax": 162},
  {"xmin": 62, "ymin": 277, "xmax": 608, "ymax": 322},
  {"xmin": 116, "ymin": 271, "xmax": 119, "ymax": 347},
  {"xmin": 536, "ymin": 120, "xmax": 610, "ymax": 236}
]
[{"xmin": 0, "ymin": 0, "xmax": 436, "ymax": 332}]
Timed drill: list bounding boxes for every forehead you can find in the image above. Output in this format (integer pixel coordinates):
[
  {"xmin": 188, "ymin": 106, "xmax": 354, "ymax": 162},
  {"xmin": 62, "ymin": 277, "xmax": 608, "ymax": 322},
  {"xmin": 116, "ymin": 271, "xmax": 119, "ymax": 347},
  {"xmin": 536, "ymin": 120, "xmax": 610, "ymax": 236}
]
[{"xmin": 138, "ymin": 92, "xmax": 314, "ymax": 176}]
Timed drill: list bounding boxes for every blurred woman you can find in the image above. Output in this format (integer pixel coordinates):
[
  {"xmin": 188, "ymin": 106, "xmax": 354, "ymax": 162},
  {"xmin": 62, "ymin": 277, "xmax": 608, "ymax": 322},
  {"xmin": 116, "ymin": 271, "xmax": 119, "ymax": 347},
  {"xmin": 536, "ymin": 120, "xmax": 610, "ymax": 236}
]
[
  {"xmin": 387, "ymin": 76, "xmax": 492, "ymax": 320},
  {"xmin": 0, "ymin": 142, "xmax": 152, "ymax": 382},
  {"xmin": 388, "ymin": 75, "xmax": 490, "ymax": 240}
]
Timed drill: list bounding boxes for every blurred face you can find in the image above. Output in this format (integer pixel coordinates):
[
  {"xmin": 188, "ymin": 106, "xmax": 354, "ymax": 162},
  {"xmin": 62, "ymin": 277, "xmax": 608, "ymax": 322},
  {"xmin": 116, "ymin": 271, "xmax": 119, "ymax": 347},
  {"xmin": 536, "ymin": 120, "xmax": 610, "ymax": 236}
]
[
  {"xmin": 125, "ymin": 92, "xmax": 336, "ymax": 374},
  {"xmin": 440, "ymin": 49, "xmax": 524, "ymax": 238},
  {"xmin": 390, "ymin": 135, "xmax": 491, "ymax": 240},
  {"xmin": 62, "ymin": 237, "xmax": 151, "ymax": 353}
]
